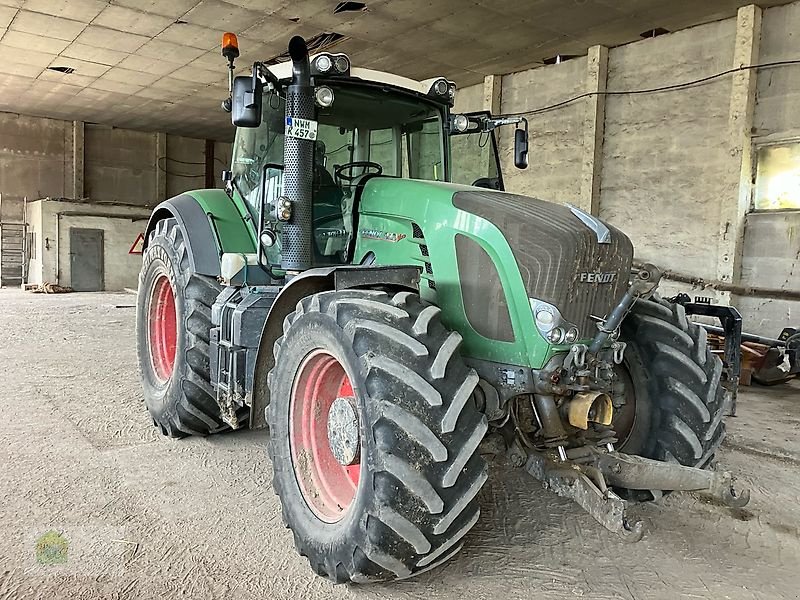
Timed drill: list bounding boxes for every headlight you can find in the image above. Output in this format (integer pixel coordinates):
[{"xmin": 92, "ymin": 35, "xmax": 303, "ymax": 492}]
[
  {"xmin": 315, "ymin": 86, "xmax": 335, "ymax": 107},
  {"xmin": 452, "ymin": 114, "xmax": 469, "ymax": 132},
  {"xmin": 535, "ymin": 308, "xmax": 555, "ymax": 327},
  {"xmin": 333, "ymin": 55, "xmax": 350, "ymax": 73},
  {"xmin": 530, "ymin": 298, "xmax": 580, "ymax": 345},
  {"xmin": 314, "ymin": 54, "xmax": 332, "ymax": 73}
]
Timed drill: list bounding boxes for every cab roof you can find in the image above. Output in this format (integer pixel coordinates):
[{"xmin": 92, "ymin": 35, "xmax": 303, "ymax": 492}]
[{"xmin": 263, "ymin": 54, "xmax": 453, "ymax": 98}]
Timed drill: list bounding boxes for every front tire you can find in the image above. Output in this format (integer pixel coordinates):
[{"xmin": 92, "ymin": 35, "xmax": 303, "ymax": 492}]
[
  {"xmin": 616, "ymin": 297, "xmax": 727, "ymax": 469},
  {"xmin": 267, "ymin": 289, "xmax": 488, "ymax": 583},
  {"xmin": 136, "ymin": 217, "xmax": 236, "ymax": 437}
]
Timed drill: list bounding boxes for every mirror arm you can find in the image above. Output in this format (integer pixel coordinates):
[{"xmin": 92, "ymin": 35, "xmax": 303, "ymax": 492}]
[
  {"xmin": 255, "ymin": 62, "xmax": 281, "ymax": 91},
  {"xmin": 480, "ymin": 115, "xmax": 527, "ymax": 132}
]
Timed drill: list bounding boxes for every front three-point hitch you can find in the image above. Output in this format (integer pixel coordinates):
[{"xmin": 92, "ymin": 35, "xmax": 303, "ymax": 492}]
[
  {"xmin": 517, "ymin": 263, "xmax": 750, "ymax": 541},
  {"xmin": 524, "ymin": 446, "xmax": 750, "ymax": 542}
]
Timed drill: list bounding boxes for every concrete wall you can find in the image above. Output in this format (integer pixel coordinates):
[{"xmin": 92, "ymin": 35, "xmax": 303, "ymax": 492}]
[
  {"xmin": 600, "ymin": 18, "xmax": 737, "ymax": 281},
  {"xmin": 737, "ymin": 211, "xmax": 800, "ymax": 333},
  {"xmin": 0, "ymin": 112, "xmax": 232, "ymax": 210},
  {"xmin": 85, "ymin": 125, "xmax": 158, "ymax": 206},
  {"xmin": 27, "ymin": 199, "xmax": 150, "ymax": 290},
  {"xmin": 166, "ymin": 135, "xmax": 205, "ymax": 199},
  {"xmin": 453, "ymin": 2, "xmax": 800, "ymax": 334},
  {"xmin": 500, "ymin": 59, "xmax": 586, "ymax": 203},
  {"xmin": 0, "ymin": 113, "xmax": 73, "ymax": 275},
  {"xmin": 754, "ymin": 2, "xmax": 800, "ymax": 140},
  {"xmin": 0, "ymin": 113, "xmax": 72, "ymax": 203}
]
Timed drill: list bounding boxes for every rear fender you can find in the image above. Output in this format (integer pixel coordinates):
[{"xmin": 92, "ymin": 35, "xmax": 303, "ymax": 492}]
[{"xmin": 249, "ymin": 265, "xmax": 420, "ymax": 428}]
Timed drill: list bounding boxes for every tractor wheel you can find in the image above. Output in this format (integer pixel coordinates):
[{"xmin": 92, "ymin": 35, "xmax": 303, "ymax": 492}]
[
  {"xmin": 614, "ymin": 297, "xmax": 727, "ymax": 473},
  {"xmin": 267, "ymin": 289, "xmax": 488, "ymax": 583},
  {"xmin": 136, "ymin": 217, "xmax": 240, "ymax": 437}
]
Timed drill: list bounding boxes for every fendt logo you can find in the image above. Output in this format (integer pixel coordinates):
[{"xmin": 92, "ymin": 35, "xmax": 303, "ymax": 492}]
[{"xmin": 579, "ymin": 272, "xmax": 617, "ymax": 284}]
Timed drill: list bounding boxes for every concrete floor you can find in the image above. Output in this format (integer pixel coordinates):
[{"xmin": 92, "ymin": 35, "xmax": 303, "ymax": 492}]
[{"xmin": 0, "ymin": 289, "xmax": 798, "ymax": 600}]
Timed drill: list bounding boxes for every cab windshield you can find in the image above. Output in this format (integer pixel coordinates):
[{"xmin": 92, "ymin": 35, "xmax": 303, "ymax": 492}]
[{"xmin": 231, "ymin": 83, "xmax": 446, "ymax": 263}]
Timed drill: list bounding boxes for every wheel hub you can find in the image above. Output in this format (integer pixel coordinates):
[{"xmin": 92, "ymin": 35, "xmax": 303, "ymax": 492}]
[{"xmin": 327, "ymin": 397, "xmax": 360, "ymax": 466}]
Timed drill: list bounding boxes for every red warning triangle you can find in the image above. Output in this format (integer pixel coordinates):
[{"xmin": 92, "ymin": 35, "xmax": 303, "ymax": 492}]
[{"xmin": 129, "ymin": 232, "xmax": 145, "ymax": 255}]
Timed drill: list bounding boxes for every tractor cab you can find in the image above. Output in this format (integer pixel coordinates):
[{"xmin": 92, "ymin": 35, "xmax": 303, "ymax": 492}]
[{"xmin": 222, "ymin": 34, "xmax": 528, "ymax": 273}]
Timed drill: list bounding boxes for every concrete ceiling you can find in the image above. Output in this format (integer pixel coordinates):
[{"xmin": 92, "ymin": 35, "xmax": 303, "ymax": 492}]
[{"xmin": 0, "ymin": 0, "xmax": 792, "ymax": 140}]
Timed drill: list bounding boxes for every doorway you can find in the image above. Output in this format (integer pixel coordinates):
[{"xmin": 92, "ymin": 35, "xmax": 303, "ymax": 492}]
[{"xmin": 69, "ymin": 228, "xmax": 104, "ymax": 291}]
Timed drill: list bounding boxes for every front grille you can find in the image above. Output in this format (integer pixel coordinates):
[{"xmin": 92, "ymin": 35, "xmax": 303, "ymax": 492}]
[{"xmin": 453, "ymin": 191, "xmax": 633, "ymax": 335}]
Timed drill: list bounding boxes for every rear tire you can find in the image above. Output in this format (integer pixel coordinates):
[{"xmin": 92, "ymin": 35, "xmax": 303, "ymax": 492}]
[
  {"xmin": 267, "ymin": 289, "xmax": 488, "ymax": 583},
  {"xmin": 616, "ymin": 297, "xmax": 727, "ymax": 470},
  {"xmin": 136, "ymin": 217, "xmax": 241, "ymax": 437}
]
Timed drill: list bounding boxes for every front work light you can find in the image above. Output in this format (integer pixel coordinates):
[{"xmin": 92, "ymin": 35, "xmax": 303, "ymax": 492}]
[
  {"xmin": 333, "ymin": 55, "xmax": 350, "ymax": 73},
  {"xmin": 315, "ymin": 86, "xmax": 335, "ymax": 107},
  {"xmin": 315, "ymin": 54, "xmax": 332, "ymax": 72}
]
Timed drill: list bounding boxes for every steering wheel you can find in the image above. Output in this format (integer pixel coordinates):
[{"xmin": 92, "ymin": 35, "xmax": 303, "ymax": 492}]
[{"xmin": 334, "ymin": 161, "xmax": 383, "ymax": 183}]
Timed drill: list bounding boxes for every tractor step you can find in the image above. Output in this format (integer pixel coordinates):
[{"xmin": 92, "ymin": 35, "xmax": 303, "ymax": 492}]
[{"xmin": 523, "ymin": 446, "xmax": 750, "ymax": 542}]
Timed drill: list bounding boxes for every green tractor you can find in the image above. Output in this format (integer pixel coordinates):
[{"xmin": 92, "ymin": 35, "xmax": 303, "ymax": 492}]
[{"xmin": 136, "ymin": 34, "xmax": 749, "ymax": 583}]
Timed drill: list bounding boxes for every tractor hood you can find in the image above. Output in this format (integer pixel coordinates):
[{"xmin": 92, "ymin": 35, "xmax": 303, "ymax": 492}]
[
  {"xmin": 356, "ymin": 177, "xmax": 633, "ymax": 366},
  {"xmin": 450, "ymin": 188, "xmax": 634, "ymax": 336}
]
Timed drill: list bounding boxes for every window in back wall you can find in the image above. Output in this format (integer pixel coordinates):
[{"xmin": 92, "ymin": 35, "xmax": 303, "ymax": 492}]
[{"xmin": 754, "ymin": 143, "xmax": 800, "ymax": 210}]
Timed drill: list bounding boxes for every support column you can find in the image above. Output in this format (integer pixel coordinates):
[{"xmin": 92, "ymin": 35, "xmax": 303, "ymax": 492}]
[
  {"xmin": 716, "ymin": 4, "xmax": 762, "ymax": 296},
  {"xmin": 579, "ymin": 45, "xmax": 608, "ymax": 216},
  {"xmin": 482, "ymin": 74, "xmax": 503, "ymax": 181},
  {"xmin": 72, "ymin": 121, "xmax": 84, "ymax": 200},
  {"xmin": 482, "ymin": 74, "xmax": 502, "ymax": 115},
  {"xmin": 155, "ymin": 132, "xmax": 167, "ymax": 205}
]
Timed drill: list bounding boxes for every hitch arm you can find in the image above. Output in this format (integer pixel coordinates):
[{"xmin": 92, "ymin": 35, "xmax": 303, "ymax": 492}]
[
  {"xmin": 525, "ymin": 452, "xmax": 645, "ymax": 542},
  {"xmin": 595, "ymin": 451, "xmax": 750, "ymax": 507},
  {"xmin": 523, "ymin": 447, "xmax": 750, "ymax": 543}
]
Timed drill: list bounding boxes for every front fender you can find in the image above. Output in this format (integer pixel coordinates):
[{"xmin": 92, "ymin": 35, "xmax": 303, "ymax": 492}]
[{"xmin": 143, "ymin": 190, "xmax": 256, "ymax": 277}]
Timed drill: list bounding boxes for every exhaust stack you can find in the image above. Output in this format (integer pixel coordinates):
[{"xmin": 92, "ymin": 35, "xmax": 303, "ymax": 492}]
[{"xmin": 281, "ymin": 36, "xmax": 315, "ymax": 272}]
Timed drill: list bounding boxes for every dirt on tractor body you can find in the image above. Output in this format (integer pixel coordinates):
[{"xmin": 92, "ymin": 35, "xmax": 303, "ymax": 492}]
[{"xmin": 0, "ymin": 288, "xmax": 798, "ymax": 599}]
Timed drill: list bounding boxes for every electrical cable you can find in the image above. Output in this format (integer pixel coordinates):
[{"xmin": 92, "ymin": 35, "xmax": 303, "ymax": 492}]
[{"xmin": 500, "ymin": 59, "xmax": 800, "ymax": 118}]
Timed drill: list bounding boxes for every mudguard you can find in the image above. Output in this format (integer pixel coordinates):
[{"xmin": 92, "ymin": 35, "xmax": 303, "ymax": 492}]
[{"xmin": 143, "ymin": 190, "xmax": 257, "ymax": 277}]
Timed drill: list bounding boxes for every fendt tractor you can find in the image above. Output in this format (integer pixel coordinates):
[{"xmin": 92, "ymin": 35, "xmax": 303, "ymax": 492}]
[{"xmin": 136, "ymin": 34, "xmax": 750, "ymax": 582}]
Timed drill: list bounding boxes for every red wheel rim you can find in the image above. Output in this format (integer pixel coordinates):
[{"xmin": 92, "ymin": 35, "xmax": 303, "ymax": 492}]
[
  {"xmin": 148, "ymin": 274, "xmax": 177, "ymax": 383},
  {"xmin": 289, "ymin": 350, "xmax": 361, "ymax": 522}
]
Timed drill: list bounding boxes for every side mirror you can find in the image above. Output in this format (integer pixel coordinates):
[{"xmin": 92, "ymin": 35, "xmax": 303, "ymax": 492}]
[
  {"xmin": 231, "ymin": 75, "xmax": 263, "ymax": 128},
  {"xmin": 514, "ymin": 127, "xmax": 528, "ymax": 169}
]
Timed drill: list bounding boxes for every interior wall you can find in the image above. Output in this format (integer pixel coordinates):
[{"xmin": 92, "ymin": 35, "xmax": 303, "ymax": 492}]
[
  {"xmin": 0, "ymin": 112, "xmax": 231, "ymax": 210},
  {"xmin": 85, "ymin": 125, "xmax": 157, "ymax": 206},
  {"xmin": 600, "ymin": 18, "xmax": 737, "ymax": 281},
  {"xmin": 753, "ymin": 2, "xmax": 800, "ymax": 139},
  {"xmin": 166, "ymin": 135, "xmax": 205, "ymax": 199},
  {"xmin": 500, "ymin": 59, "xmax": 586, "ymax": 203},
  {"xmin": 0, "ymin": 111, "xmax": 232, "ymax": 285},
  {"xmin": 736, "ymin": 211, "xmax": 800, "ymax": 334}
]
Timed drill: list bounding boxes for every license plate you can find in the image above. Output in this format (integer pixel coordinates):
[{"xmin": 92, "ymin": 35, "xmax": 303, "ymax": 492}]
[{"xmin": 285, "ymin": 117, "xmax": 318, "ymax": 140}]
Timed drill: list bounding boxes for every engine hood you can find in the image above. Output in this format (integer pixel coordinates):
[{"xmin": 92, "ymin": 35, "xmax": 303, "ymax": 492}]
[
  {"xmin": 356, "ymin": 178, "xmax": 634, "ymax": 352},
  {"xmin": 451, "ymin": 189, "xmax": 634, "ymax": 335}
]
